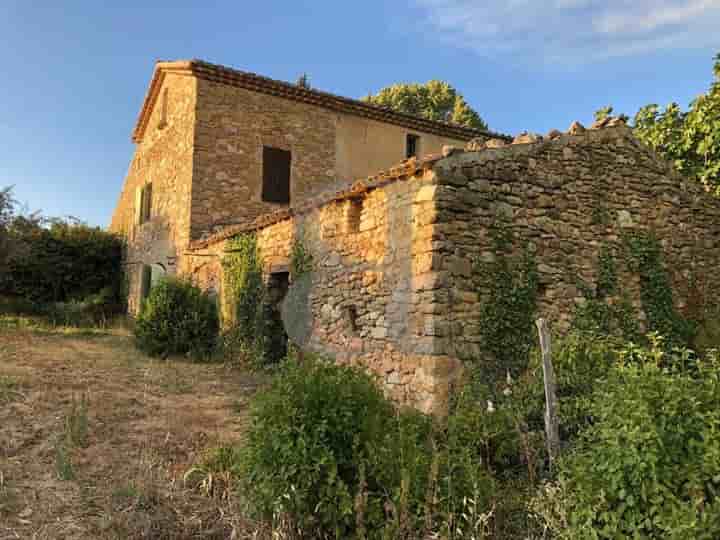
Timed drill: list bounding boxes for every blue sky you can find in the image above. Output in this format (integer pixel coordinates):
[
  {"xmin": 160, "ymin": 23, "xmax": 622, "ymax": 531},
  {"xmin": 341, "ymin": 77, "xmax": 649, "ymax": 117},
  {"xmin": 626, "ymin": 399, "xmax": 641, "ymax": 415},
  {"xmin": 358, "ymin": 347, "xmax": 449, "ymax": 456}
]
[{"xmin": 1, "ymin": 0, "xmax": 718, "ymax": 227}]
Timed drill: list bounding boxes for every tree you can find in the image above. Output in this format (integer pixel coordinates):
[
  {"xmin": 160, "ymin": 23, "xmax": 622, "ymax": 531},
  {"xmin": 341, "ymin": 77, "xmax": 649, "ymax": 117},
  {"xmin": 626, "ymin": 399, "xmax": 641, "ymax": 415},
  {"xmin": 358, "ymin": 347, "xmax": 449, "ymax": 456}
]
[
  {"xmin": 0, "ymin": 186, "xmax": 14, "ymax": 272},
  {"xmin": 363, "ymin": 80, "xmax": 488, "ymax": 130},
  {"xmin": 631, "ymin": 53, "xmax": 720, "ymax": 195}
]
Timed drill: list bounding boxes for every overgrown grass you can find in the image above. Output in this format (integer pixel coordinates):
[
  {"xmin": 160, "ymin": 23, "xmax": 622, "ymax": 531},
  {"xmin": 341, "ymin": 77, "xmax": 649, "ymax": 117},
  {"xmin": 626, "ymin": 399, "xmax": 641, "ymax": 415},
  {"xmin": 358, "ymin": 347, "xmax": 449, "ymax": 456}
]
[
  {"xmin": 0, "ymin": 375, "xmax": 24, "ymax": 403},
  {"xmin": 0, "ymin": 313, "xmax": 128, "ymax": 337},
  {"xmin": 54, "ymin": 393, "xmax": 90, "ymax": 481}
]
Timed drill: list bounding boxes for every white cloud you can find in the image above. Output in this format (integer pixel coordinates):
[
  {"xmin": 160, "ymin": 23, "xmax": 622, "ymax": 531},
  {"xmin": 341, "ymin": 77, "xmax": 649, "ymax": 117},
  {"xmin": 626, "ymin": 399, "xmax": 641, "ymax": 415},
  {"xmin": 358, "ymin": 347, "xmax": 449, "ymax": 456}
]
[{"xmin": 414, "ymin": 0, "xmax": 720, "ymax": 63}]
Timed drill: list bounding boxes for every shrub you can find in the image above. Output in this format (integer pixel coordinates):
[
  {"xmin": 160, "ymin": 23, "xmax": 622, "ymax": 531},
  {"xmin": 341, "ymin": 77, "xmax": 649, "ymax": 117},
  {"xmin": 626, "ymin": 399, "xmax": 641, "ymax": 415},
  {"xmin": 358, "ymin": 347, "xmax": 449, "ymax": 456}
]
[
  {"xmin": 134, "ymin": 277, "xmax": 218, "ymax": 359},
  {"xmin": 239, "ymin": 358, "xmax": 395, "ymax": 536},
  {"xmin": 533, "ymin": 340, "xmax": 720, "ymax": 539}
]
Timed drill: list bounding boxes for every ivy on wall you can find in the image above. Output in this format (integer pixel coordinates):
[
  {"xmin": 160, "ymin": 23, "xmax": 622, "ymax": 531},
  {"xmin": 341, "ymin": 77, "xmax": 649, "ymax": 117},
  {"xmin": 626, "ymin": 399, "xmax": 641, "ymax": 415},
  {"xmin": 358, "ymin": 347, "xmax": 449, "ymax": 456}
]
[
  {"xmin": 623, "ymin": 231, "xmax": 696, "ymax": 347},
  {"xmin": 221, "ymin": 233, "xmax": 286, "ymax": 366},
  {"xmin": 572, "ymin": 244, "xmax": 640, "ymax": 342},
  {"xmin": 290, "ymin": 234, "xmax": 314, "ymax": 279},
  {"xmin": 474, "ymin": 216, "xmax": 539, "ymax": 384}
]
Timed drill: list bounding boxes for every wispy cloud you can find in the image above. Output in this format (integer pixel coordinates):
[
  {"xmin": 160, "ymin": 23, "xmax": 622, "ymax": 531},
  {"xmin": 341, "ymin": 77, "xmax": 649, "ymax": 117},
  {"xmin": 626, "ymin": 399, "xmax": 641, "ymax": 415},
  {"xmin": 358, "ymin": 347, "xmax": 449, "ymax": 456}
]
[{"xmin": 414, "ymin": 0, "xmax": 720, "ymax": 63}]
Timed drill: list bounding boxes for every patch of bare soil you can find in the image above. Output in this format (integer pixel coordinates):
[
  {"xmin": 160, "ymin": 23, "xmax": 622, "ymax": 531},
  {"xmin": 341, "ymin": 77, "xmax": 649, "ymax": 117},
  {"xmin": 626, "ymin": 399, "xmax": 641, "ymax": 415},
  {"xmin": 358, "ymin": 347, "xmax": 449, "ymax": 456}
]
[{"xmin": 0, "ymin": 329, "xmax": 264, "ymax": 539}]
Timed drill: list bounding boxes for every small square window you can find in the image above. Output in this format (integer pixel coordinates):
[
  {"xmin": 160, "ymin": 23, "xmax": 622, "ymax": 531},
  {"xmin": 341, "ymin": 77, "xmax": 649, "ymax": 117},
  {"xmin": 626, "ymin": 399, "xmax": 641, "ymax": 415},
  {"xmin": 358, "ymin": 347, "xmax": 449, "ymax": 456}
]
[{"xmin": 406, "ymin": 134, "xmax": 420, "ymax": 159}]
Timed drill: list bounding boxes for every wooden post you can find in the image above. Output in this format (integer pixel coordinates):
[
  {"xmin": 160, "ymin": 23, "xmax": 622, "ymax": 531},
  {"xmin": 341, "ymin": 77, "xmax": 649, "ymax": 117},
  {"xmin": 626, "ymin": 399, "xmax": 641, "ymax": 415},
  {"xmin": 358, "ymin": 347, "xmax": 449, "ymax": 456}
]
[{"xmin": 536, "ymin": 318, "xmax": 560, "ymax": 469}]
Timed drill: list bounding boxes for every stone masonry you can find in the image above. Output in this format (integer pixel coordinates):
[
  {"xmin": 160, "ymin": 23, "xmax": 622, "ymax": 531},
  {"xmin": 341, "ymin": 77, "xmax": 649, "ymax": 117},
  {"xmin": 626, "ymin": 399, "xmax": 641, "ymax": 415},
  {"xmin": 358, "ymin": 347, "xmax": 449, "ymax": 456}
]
[{"xmin": 187, "ymin": 121, "xmax": 720, "ymax": 414}]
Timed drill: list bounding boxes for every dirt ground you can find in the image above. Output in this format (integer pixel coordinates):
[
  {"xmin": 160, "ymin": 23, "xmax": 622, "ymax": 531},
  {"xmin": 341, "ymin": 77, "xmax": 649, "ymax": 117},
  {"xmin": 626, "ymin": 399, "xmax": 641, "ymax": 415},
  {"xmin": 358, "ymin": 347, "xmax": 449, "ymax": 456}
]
[{"xmin": 0, "ymin": 327, "xmax": 265, "ymax": 539}]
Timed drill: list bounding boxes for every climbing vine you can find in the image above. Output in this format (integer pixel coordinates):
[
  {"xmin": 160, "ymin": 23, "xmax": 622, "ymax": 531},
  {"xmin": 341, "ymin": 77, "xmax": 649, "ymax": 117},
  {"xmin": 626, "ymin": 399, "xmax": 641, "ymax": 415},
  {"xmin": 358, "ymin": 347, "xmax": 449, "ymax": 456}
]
[
  {"xmin": 474, "ymin": 217, "xmax": 539, "ymax": 384},
  {"xmin": 290, "ymin": 234, "xmax": 314, "ymax": 278},
  {"xmin": 623, "ymin": 231, "xmax": 695, "ymax": 347},
  {"xmin": 221, "ymin": 233, "xmax": 286, "ymax": 366},
  {"xmin": 572, "ymin": 243, "xmax": 640, "ymax": 341}
]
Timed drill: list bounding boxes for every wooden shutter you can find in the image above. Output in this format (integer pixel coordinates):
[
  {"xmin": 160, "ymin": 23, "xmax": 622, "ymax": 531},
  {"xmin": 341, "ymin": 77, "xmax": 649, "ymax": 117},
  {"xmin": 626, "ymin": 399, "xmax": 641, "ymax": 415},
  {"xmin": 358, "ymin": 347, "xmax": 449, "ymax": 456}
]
[
  {"xmin": 139, "ymin": 265, "xmax": 152, "ymax": 303},
  {"xmin": 143, "ymin": 183, "xmax": 153, "ymax": 222},
  {"xmin": 134, "ymin": 187, "xmax": 143, "ymax": 225},
  {"xmin": 262, "ymin": 147, "xmax": 291, "ymax": 204}
]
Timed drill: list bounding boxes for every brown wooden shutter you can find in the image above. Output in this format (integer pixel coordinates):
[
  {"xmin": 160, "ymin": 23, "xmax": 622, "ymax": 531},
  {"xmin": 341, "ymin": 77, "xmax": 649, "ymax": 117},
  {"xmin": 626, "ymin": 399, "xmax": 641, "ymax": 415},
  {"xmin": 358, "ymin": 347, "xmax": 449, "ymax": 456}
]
[
  {"xmin": 139, "ymin": 265, "xmax": 152, "ymax": 304},
  {"xmin": 262, "ymin": 147, "xmax": 291, "ymax": 204},
  {"xmin": 143, "ymin": 183, "xmax": 153, "ymax": 222}
]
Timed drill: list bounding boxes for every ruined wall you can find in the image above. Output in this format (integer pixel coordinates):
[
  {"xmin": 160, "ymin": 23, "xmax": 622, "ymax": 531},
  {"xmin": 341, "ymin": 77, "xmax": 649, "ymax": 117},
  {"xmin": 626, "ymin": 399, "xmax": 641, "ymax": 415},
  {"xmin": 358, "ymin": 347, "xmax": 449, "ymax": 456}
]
[
  {"xmin": 187, "ymin": 166, "xmax": 462, "ymax": 415},
  {"xmin": 109, "ymin": 72, "xmax": 197, "ymax": 313},
  {"xmin": 432, "ymin": 125, "xmax": 720, "ymax": 363}
]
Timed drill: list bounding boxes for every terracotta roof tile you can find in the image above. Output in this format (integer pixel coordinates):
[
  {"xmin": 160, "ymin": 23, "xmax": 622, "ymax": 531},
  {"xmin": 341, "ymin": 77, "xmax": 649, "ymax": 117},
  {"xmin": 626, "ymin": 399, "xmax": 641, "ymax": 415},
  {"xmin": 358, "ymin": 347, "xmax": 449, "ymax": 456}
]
[{"xmin": 132, "ymin": 59, "xmax": 510, "ymax": 143}]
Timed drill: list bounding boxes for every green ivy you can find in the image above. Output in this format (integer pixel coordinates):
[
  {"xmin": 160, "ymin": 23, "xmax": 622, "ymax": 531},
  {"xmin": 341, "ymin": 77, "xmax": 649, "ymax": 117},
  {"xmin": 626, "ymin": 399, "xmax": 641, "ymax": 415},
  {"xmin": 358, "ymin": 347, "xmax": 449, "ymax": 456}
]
[
  {"xmin": 572, "ymin": 244, "xmax": 640, "ymax": 341},
  {"xmin": 290, "ymin": 234, "xmax": 314, "ymax": 278},
  {"xmin": 474, "ymin": 217, "xmax": 539, "ymax": 384},
  {"xmin": 623, "ymin": 231, "xmax": 695, "ymax": 347},
  {"xmin": 221, "ymin": 234, "xmax": 286, "ymax": 366}
]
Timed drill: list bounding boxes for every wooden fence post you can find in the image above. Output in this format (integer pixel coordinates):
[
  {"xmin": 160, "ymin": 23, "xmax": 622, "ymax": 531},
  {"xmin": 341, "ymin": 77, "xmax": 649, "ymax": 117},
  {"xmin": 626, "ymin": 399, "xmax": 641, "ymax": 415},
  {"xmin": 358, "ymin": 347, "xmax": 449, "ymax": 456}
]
[{"xmin": 536, "ymin": 318, "xmax": 560, "ymax": 469}]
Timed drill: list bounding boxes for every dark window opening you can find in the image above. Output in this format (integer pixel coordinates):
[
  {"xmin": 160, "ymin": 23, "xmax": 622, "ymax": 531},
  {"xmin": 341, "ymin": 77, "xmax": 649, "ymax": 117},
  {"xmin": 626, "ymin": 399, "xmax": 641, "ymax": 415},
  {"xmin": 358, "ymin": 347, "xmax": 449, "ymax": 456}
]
[
  {"xmin": 262, "ymin": 146, "xmax": 291, "ymax": 204},
  {"xmin": 139, "ymin": 264, "xmax": 152, "ymax": 304},
  {"xmin": 347, "ymin": 198, "xmax": 363, "ymax": 234},
  {"xmin": 406, "ymin": 134, "xmax": 420, "ymax": 159},
  {"xmin": 344, "ymin": 306, "xmax": 358, "ymax": 334},
  {"xmin": 136, "ymin": 183, "xmax": 153, "ymax": 225},
  {"xmin": 267, "ymin": 271, "xmax": 290, "ymax": 306}
]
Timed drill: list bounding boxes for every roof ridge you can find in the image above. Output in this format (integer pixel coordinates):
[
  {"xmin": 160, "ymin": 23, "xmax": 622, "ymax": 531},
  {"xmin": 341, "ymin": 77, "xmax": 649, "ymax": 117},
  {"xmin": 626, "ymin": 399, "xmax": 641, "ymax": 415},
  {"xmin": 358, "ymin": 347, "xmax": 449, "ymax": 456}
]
[{"xmin": 132, "ymin": 58, "xmax": 511, "ymax": 143}]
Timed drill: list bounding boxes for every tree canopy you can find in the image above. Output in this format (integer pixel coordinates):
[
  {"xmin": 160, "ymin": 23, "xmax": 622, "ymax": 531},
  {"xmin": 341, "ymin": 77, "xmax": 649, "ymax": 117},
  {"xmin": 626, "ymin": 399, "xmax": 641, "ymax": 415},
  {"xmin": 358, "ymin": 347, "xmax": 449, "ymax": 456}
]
[
  {"xmin": 599, "ymin": 53, "xmax": 720, "ymax": 195},
  {"xmin": 363, "ymin": 80, "xmax": 488, "ymax": 131}
]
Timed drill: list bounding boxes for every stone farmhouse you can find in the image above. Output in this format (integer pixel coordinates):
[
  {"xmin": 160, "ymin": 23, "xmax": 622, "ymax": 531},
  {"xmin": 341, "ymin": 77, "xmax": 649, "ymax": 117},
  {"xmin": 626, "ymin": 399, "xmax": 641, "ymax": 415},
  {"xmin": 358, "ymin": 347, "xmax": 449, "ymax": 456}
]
[{"xmin": 112, "ymin": 59, "xmax": 720, "ymax": 414}]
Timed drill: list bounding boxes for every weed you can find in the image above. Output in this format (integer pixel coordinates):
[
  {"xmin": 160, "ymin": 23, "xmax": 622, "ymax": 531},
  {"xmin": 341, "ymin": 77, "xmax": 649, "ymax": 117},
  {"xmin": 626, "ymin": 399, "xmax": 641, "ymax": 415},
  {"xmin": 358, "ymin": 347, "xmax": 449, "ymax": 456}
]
[
  {"xmin": 54, "ymin": 439, "xmax": 75, "ymax": 481},
  {"xmin": 64, "ymin": 393, "xmax": 90, "ymax": 448},
  {"xmin": 0, "ymin": 375, "xmax": 24, "ymax": 403}
]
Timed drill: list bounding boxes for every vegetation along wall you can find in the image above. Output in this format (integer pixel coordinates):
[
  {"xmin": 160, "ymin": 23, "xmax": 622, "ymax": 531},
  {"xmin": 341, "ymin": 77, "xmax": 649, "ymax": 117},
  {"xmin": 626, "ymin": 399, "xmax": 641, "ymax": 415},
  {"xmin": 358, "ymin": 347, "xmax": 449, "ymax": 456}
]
[{"xmin": 188, "ymin": 120, "xmax": 720, "ymax": 413}]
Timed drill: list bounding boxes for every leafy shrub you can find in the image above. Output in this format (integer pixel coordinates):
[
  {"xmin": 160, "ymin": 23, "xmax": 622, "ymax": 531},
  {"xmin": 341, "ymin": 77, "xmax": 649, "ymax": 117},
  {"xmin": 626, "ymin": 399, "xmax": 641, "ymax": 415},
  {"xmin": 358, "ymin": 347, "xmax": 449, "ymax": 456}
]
[
  {"xmin": 134, "ymin": 277, "xmax": 218, "ymax": 359},
  {"xmin": 239, "ymin": 358, "xmax": 395, "ymax": 536},
  {"xmin": 0, "ymin": 218, "xmax": 125, "ymax": 305},
  {"xmin": 237, "ymin": 356, "xmax": 499, "ymax": 539},
  {"xmin": 533, "ymin": 340, "xmax": 720, "ymax": 539}
]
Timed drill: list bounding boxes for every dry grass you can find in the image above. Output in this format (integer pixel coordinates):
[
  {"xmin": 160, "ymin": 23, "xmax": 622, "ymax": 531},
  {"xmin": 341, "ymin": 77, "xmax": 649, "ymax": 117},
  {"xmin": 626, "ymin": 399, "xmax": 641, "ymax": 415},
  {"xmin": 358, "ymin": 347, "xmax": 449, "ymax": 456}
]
[{"xmin": 0, "ymin": 325, "xmax": 265, "ymax": 539}]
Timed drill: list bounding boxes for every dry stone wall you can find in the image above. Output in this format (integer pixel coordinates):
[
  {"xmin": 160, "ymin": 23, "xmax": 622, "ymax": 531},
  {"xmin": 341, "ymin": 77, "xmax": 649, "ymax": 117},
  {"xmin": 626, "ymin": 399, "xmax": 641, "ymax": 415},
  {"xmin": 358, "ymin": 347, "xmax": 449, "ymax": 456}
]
[
  {"xmin": 432, "ymin": 125, "xmax": 720, "ymax": 362},
  {"xmin": 188, "ymin": 167, "xmax": 463, "ymax": 415}
]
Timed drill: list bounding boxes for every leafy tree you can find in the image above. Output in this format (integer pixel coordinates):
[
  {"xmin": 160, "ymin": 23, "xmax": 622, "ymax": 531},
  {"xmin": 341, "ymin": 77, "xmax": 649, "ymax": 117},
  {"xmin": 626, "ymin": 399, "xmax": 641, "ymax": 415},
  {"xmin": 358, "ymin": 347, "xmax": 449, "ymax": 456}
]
[
  {"xmin": 0, "ymin": 186, "xmax": 14, "ymax": 272},
  {"xmin": 624, "ymin": 53, "xmax": 720, "ymax": 195},
  {"xmin": 364, "ymin": 80, "xmax": 488, "ymax": 130}
]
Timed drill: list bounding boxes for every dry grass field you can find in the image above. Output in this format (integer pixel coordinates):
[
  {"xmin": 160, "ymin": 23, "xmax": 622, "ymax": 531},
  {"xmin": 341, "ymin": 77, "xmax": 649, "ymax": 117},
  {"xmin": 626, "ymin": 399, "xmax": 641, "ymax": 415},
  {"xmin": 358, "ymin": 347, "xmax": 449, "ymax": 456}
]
[{"xmin": 0, "ymin": 322, "xmax": 265, "ymax": 539}]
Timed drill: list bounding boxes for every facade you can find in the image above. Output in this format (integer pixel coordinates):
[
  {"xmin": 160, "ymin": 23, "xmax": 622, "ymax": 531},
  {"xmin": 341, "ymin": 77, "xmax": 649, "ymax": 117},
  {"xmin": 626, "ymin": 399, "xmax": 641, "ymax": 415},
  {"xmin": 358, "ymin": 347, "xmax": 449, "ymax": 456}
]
[
  {"xmin": 112, "ymin": 60, "xmax": 720, "ymax": 414},
  {"xmin": 110, "ymin": 60, "xmax": 494, "ymax": 313}
]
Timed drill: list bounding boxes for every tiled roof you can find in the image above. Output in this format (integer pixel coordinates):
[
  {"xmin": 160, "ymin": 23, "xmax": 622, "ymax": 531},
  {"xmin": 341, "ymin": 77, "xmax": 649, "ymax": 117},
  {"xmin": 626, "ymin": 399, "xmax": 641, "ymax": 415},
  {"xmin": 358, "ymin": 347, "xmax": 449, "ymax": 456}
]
[
  {"xmin": 187, "ymin": 153, "xmax": 444, "ymax": 250},
  {"xmin": 132, "ymin": 59, "xmax": 509, "ymax": 143}
]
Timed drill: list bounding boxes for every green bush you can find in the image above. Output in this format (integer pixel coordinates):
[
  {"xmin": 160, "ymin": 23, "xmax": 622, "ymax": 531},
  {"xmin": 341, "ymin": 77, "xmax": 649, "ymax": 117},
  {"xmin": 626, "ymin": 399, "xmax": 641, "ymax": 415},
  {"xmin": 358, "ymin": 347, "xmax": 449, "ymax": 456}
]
[
  {"xmin": 239, "ymin": 358, "xmax": 395, "ymax": 536},
  {"xmin": 134, "ymin": 277, "xmax": 218, "ymax": 359},
  {"xmin": 533, "ymin": 340, "xmax": 720, "ymax": 539},
  {"xmin": 237, "ymin": 356, "xmax": 498, "ymax": 539}
]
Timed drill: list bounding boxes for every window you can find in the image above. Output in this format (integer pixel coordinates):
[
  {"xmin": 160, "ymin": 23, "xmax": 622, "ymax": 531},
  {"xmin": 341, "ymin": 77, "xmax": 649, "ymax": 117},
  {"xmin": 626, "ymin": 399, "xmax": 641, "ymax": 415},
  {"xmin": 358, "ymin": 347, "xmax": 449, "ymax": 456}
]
[
  {"xmin": 158, "ymin": 88, "xmax": 168, "ymax": 129},
  {"xmin": 135, "ymin": 183, "xmax": 153, "ymax": 225},
  {"xmin": 262, "ymin": 146, "xmax": 291, "ymax": 204},
  {"xmin": 347, "ymin": 198, "xmax": 363, "ymax": 234},
  {"xmin": 344, "ymin": 306, "xmax": 358, "ymax": 334},
  {"xmin": 406, "ymin": 134, "xmax": 420, "ymax": 159},
  {"xmin": 139, "ymin": 264, "xmax": 152, "ymax": 304}
]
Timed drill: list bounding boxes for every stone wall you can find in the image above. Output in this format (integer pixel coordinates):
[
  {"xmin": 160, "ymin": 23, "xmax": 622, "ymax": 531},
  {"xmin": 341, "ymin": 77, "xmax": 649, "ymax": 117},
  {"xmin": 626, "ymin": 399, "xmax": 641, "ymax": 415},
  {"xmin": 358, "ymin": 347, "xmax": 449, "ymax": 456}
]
[
  {"xmin": 187, "ymin": 164, "xmax": 463, "ymax": 415},
  {"xmin": 432, "ymin": 124, "xmax": 720, "ymax": 363},
  {"xmin": 109, "ymin": 72, "xmax": 197, "ymax": 313},
  {"xmin": 190, "ymin": 80, "xmax": 339, "ymax": 240},
  {"xmin": 187, "ymin": 123, "xmax": 720, "ymax": 413}
]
